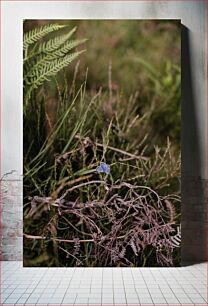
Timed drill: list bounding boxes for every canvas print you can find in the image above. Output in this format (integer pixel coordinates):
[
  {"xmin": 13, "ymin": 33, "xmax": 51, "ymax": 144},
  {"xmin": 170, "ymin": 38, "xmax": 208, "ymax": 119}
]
[{"xmin": 23, "ymin": 20, "xmax": 181, "ymax": 267}]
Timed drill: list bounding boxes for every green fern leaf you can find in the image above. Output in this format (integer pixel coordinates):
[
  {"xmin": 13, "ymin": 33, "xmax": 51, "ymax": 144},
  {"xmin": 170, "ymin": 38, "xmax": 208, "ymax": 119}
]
[
  {"xmin": 50, "ymin": 39, "xmax": 87, "ymax": 58},
  {"xmin": 25, "ymin": 39, "xmax": 87, "ymax": 81},
  {"xmin": 34, "ymin": 50, "xmax": 85, "ymax": 85},
  {"xmin": 23, "ymin": 23, "xmax": 66, "ymax": 50},
  {"xmin": 23, "ymin": 23, "xmax": 86, "ymax": 115},
  {"xmin": 24, "ymin": 50, "xmax": 86, "ymax": 108},
  {"xmin": 38, "ymin": 27, "xmax": 77, "ymax": 54}
]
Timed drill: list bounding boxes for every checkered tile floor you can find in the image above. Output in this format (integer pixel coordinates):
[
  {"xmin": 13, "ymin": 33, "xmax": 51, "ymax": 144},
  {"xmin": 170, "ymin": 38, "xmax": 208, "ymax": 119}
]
[{"xmin": 0, "ymin": 261, "xmax": 207, "ymax": 305}]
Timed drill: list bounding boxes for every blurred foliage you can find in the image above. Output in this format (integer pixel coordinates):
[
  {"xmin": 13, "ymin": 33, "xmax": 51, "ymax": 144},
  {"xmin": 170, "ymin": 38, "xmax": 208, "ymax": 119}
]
[{"xmin": 23, "ymin": 20, "xmax": 181, "ymax": 267}]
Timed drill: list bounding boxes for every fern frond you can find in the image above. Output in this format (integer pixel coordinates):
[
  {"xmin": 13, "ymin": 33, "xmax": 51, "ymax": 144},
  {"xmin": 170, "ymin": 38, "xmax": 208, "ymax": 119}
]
[
  {"xmin": 164, "ymin": 199, "xmax": 175, "ymax": 222},
  {"xmin": 130, "ymin": 238, "xmax": 138, "ymax": 256},
  {"xmin": 119, "ymin": 247, "xmax": 126, "ymax": 258},
  {"xmin": 23, "ymin": 23, "xmax": 86, "ymax": 115},
  {"xmin": 170, "ymin": 226, "xmax": 181, "ymax": 247},
  {"xmin": 24, "ymin": 53, "xmax": 50, "ymax": 82},
  {"xmin": 24, "ymin": 55, "xmax": 39, "ymax": 78},
  {"xmin": 24, "ymin": 39, "xmax": 87, "ymax": 81},
  {"xmin": 38, "ymin": 27, "xmax": 77, "ymax": 54},
  {"xmin": 50, "ymin": 39, "xmax": 87, "ymax": 58},
  {"xmin": 34, "ymin": 50, "xmax": 86, "ymax": 85},
  {"xmin": 24, "ymin": 50, "xmax": 86, "ymax": 108},
  {"xmin": 23, "ymin": 23, "xmax": 66, "ymax": 50}
]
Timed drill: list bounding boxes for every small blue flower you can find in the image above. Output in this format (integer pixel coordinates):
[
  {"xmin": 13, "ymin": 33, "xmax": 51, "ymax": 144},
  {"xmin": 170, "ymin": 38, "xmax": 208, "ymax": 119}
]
[{"xmin": 96, "ymin": 162, "xmax": 110, "ymax": 175}]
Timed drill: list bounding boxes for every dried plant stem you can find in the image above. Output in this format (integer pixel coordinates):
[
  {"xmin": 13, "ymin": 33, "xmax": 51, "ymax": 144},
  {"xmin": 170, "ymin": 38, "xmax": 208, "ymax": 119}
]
[
  {"xmin": 61, "ymin": 215, "xmax": 92, "ymax": 237},
  {"xmin": 24, "ymin": 176, "xmax": 181, "ymax": 266},
  {"xmin": 95, "ymin": 142, "xmax": 149, "ymax": 161},
  {"xmin": 58, "ymin": 245, "xmax": 81, "ymax": 263},
  {"xmin": 51, "ymin": 174, "xmax": 92, "ymax": 198},
  {"xmin": 24, "ymin": 233, "xmax": 126, "ymax": 243},
  {"xmin": 60, "ymin": 180, "xmax": 106, "ymax": 200}
]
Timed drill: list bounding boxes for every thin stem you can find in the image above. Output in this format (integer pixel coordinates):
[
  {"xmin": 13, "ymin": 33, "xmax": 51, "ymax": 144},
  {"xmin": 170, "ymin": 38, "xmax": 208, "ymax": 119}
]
[
  {"xmin": 23, "ymin": 233, "xmax": 126, "ymax": 243},
  {"xmin": 95, "ymin": 142, "xmax": 149, "ymax": 161},
  {"xmin": 60, "ymin": 180, "xmax": 106, "ymax": 200}
]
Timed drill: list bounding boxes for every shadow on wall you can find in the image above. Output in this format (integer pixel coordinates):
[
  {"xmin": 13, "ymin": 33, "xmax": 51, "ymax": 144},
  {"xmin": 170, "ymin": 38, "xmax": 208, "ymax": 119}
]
[{"xmin": 181, "ymin": 25, "xmax": 207, "ymax": 265}]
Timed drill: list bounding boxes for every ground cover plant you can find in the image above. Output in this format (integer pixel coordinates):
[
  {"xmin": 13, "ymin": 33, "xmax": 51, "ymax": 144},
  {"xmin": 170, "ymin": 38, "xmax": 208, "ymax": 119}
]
[{"xmin": 23, "ymin": 20, "xmax": 181, "ymax": 267}]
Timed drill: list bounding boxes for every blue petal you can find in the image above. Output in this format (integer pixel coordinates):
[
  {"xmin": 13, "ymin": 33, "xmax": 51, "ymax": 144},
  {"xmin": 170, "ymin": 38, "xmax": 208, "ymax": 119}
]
[
  {"xmin": 100, "ymin": 163, "xmax": 110, "ymax": 174},
  {"xmin": 105, "ymin": 165, "xmax": 110, "ymax": 174},
  {"xmin": 96, "ymin": 166, "xmax": 103, "ymax": 173}
]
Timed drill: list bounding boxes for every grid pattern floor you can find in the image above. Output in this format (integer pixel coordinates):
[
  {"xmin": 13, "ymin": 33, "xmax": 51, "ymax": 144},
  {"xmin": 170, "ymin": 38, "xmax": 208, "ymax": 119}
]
[{"xmin": 0, "ymin": 261, "xmax": 207, "ymax": 305}]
